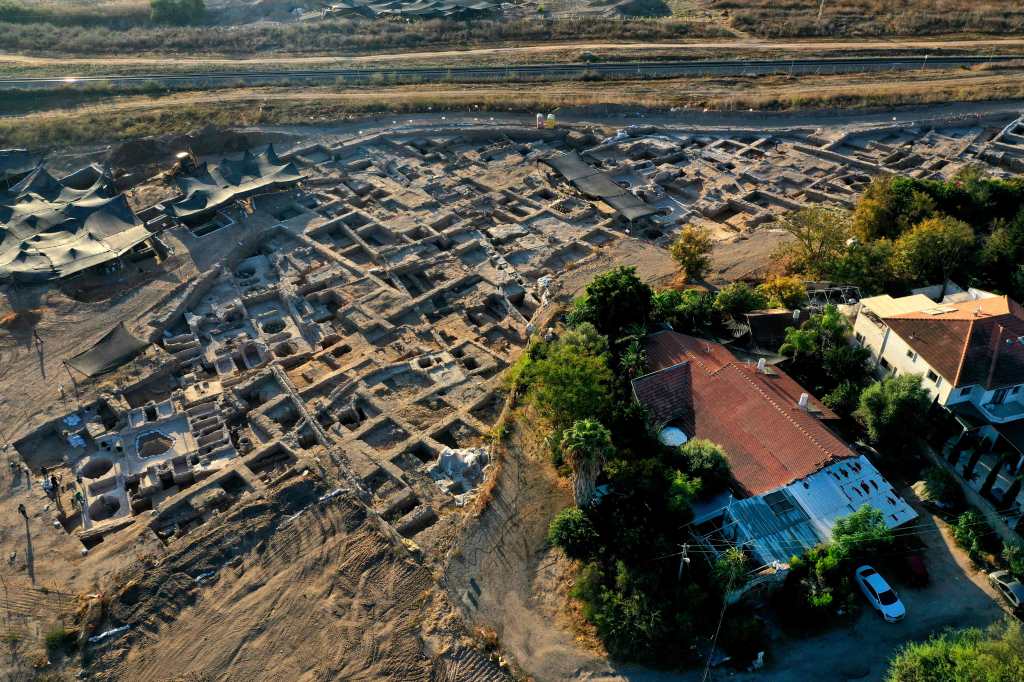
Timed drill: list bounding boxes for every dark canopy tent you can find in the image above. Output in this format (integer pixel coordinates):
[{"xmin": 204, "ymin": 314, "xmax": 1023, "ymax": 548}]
[
  {"xmin": 541, "ymin": 152, "xmax": 657, "ymax": 221},
  {"xmin": 0, "ymin": 149, "xmax": 37, "ymax": 188},
  {"xmin": 165, "ymin": 145, "xmax": 303, "ymax": 225},
  {"xmin": 67, "ymin": 323, "xmax": 149, "ymax": 377},
  {"xmin": 0, "ymin": 165, "xmax": 151, "ymax": 282}
]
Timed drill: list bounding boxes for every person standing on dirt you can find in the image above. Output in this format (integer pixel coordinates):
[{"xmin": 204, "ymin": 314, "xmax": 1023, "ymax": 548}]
[{"xmin": 17, "ymin": 503, "xmax": 26, "ymax": 519}]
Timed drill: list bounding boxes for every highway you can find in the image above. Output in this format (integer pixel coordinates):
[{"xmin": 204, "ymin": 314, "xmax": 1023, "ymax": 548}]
[{"xmin": 0, "ymin": 54, "xmax": 1018, "ymax": 91}]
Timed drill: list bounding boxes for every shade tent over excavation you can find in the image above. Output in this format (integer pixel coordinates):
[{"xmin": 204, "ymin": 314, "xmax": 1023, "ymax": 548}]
[
  {"xmin": 0, "ymin": 164, "xmax": 151, "ymax": 282},
  {"xmin": 541, "ymin": 151, "xmax": 658, "ymax": 221},
  {"xmin": 165, "ymin": 145, "xmax": 304, "ymax": 225},
  {"xmin": 0, "ymin": 149, "xmax": 37, "ymax": 187},
  {"xmin": 66, "ymin": 323, "xmax": 149, "ymax": 377}
]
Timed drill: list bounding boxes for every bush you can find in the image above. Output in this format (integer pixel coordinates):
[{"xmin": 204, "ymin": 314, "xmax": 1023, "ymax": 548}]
[
  {"xmin": 669, "ymin": 225, "xmax": 713, "ymax": 281},
  {"xmin": 568, "ymin": 266, "xmax": 653, "ymax": 340},
  {"xmin": 756, "ymin": 274, "xmax": 807, "ymax": 309},
  {"xmin": 548, "ymin": 507, "xmax": 600, "ymax": 559},
  {"xmin": 886, "ymin": 618, "xmax": 1024, "ymax": 681},
  {"xmin": 44, "ymin": 625, "xmax": 75, "ymax": 654},
  {"xmin": 1003, "ymin": 539, "xmax": 1024, "ymax": 578},
  {"xmin": 855, "ymin": 374, "xmax": 932, "ymax": 457},
  {"xmin": 151, "ymin": 0, "xmax": 205, "ymax": 25},
  {"xmin": 679, "ymin": 439, "xmax": 731, "ymax": 495},
  {"xmin": 713, "ymin": 282, "xmax": 767, "ymax": 318},
  {"xmin": 719, "ymin": 607, "xmax": 768, "ymax": 664},
  {"xmin": 952, "ymin": 509, "xmax": 992, "ymax": 565},
  {"xmin": 650, "ymin": 288, "xmax": 714, "ymax": 334},
  {"xmin": 922, "ymin": 466, "xmax": 964, "ymax": 509}
]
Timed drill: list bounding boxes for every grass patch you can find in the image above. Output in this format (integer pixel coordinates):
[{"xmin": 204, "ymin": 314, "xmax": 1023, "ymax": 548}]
[
  {"xmin": 710, "ymin": 0, "xmax": 1024, "ymax": 37},
  {"xmin": 43, "ymin": 625, "xmax": 75, "ymax": 655},
  {"xmin": 0, "ymin": 16, "xmax": 724, "ymax": 56}
]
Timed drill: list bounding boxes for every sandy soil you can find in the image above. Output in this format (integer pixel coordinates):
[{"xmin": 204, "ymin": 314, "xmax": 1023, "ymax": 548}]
[
  {"xmin": 3, "ymin": 36, "xmax": 1024, "ymax": 69},
  {"xmin": 89, "ymin": 482, "xmax": 506, "ymax": 681}
]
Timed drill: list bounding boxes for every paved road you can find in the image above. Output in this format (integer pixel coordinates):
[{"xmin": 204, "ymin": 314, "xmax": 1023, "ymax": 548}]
[{"xmin": 1, "ymin": 54, "xmax": 1019, "ymax": 91}]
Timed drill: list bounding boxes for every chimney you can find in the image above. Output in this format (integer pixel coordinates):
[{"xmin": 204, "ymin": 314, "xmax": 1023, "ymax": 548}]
[
  {"xmin": 798, "ymin": 393, "xmax": 809, "ymax": 410},
  {"xmin": 756, "ymin": 358, "xmax": 767, "ymax": 373}
]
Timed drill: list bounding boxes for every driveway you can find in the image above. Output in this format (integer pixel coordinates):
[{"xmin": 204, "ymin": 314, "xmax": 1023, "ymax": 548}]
[
  {"xmin": 607, "ymin": 493, "xmax": 1007, "ymax": 682},
  {"xmin": 724, "ymin": 497, "xmax": 1006, "ymax": 682}
]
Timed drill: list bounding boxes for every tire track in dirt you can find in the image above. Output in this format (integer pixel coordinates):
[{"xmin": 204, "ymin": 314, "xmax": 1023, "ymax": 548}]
[{"xmin": 89, "ymin": 479, "xmax": 506, "ymax": 682}]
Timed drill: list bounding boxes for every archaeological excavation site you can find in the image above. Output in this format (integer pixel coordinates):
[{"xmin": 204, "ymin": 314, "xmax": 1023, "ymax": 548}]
[{"xmin": 3, "ymin": 109, "xmax": 1024, "ymax": 679}]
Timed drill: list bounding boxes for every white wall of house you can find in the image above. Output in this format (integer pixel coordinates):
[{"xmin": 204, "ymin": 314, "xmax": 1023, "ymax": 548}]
[{"xmin": 853, "ymin": 309, "xmax": 1024, "ymax": 423}]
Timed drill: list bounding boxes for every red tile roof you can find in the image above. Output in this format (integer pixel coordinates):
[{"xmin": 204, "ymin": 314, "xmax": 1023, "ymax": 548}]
[
  {"xmin": 884, "ymin": 295, "xmax": 1024, "ymax": 389},
  {"xmin": 634, "ymin": 331, "xmax": 854, "ymax": 496}
]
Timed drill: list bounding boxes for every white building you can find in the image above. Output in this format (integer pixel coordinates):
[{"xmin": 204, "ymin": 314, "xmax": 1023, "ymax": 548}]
[{"xmin": 853, "ymin": 291, "xmax": 1024, "ymax": 425}]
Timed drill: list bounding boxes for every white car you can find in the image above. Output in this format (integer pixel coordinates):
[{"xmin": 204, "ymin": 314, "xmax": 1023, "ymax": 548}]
[
  {"xmin": 854, "ymin": 565, "xmax": 906, "ymax": 622},
  {"xmin": 989, "ymin": 570, "xmax": 1024, "ymax": 614}
]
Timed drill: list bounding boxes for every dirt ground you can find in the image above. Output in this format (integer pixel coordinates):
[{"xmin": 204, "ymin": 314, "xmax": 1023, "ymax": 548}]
[{"xmin": 449, "ymin": 417, "xmax": 1008, "ymax": 682}]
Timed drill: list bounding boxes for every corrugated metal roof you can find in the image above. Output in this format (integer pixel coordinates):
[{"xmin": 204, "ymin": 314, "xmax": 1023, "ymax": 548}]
[
  {"xmin": 725, "ymin": 490, "xmax": 821, "ymax": 565},
  {"xmin": 860, "ymin": 293, "xmax": 934, "ymax": 318},
  {"xmin": 785, "ymin": 455, "xmax": 918, "ymax": 538}
]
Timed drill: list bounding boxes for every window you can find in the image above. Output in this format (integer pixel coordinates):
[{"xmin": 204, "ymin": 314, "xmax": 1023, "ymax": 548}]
[
  {"xmin": 906, "ymin": 349, "xmax": 918, "ymax": 362},
  {"xmin": 880, "ymin": 358, "xmax": 892, "ymax": 371},
  {"xmin": 854, "ymin": 332, "xmax": 864, "ymax": 344},
  {"xmin": 927, "ymin": 370, "xmax": 938, "ymax": 382}
]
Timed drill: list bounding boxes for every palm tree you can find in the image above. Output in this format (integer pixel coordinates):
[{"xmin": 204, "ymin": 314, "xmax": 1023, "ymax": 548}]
[{"xmin": 561, "ymin": 419, "xmax": 614, "ymax": 507}]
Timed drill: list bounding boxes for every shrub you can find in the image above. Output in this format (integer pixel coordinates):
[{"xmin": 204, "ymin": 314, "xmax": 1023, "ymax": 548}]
[
  {"xmin": 855, "ymin": 375, "xmax": 932, "ymax": 457},
  {"xmin": 756, "ymin": 274, "xmax": 808, "ymax": 309},
  {"xmin": 650, "ymin": 288, "xmax": 714, "ymax": 333},
  {"xmin": 1003, "ymin": 539, "xmax": 1024, "ymax": 578},
  {"xmin": 44, "ymin": 626, "xmax": 75, "ymax": 654},
  {"xmin": 922, "ymin": 466, "xmax": 964, "ymax": 508},
  {"xmin": 568, "ymin": 266, "xmax": 653, "ymax": 340},
  {"xmin": 886, "ymin": 618, "xmax": 1024, "ymax": 682},
  {"xmin": 548, "ymin": 507, "xmax": 600, "ymax": 559},
  {"xmin": 713, "ymin": 282, "xmax": 767, "ymax": 318},
  {"xmin": 669, "ymin": 225, "xmax": 713, "ymax": 281},
  {"xmin": 151, "ymin": 0, "xmax": 205, "ymax": 25},
  {"xmin": 679, "ymin": 439, "xmax": 731, "ymax": 495},
  {"xmin": 952, "ymin": 510, "xmax": 991, "ymax": 565}
]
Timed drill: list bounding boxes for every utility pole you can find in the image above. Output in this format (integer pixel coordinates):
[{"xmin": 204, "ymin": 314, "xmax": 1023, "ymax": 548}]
[{"xmin": 677, "ymin": 543, "xmax": 690, "ymax": 581}]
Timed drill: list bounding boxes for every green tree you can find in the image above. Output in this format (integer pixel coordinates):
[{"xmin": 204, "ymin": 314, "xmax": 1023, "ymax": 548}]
[
  {"xmin": 826, "ymin": 238, "xmax": 900, "ymax": 295},
  {"xmin": 713, "ymin": 547, "xmax": 749, "ymax": 590},
  {"xmin": 561, "ymin": 418, "xmax": 615, "ymax": 507},
  {"xmin": 831, "ymin": 504, "xmax": 894, "ymax": 560},
  {"xmin": 151, "ymin": 0, "xmax": 205, "ymax": 24},
  {"xmin": 886, "ymin": 619, "xmax": 1024, "ymax": 682},
  {"xmin": 713, "ymin": 282, "xmax": 768, "ymax": 318},
  {"xmin": 548, "ymin": 507, "xmax": 600, "ymax": 559},
  {"xmin": 951, "ymin": 509, "xmax": 991, "ymax": 565},
  {"xmin": 894, "ymin": 215, "xmax": 975, "ymax": 290},
  {"xmin": 757, "ymin": 274, "xmax": 808, "ymax": 309},
  {"xmin": 1003, "ymin": 540, "xmax": 1024, "ymax": 578},
  {"xmin": 651, "ymin": 288, "xmax": 714, "ymax": 333},
  {"xmin": 679, "ymin": 438, "xmax": 731, "ymax": 494},
  {"xmin": 620, "ymin": 338, "xmax": 648, "ymax": 380},
  {"xmin": 569, "ymin": 266, "xmax": 653, "ymax": 340},
  {"xmin": 776, "ymin": 206, "xmax": 852, "ymax": 275},
  {"xmin": 669, "ymin": 226, "xmax": 713, "ymax": 281},
  {"xmin": 514, "ymin": 331, "xmax": 614, "ymax": 433},
  {"xmin": 853, "ymin": 176, "xmax": 935, "ymax": 242},
  {"xmin": 855, "ymin": 375, "xmax": 932, "ymax": 456}
]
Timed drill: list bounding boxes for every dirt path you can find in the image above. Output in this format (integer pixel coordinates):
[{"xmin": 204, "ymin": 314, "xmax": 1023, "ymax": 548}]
[
  {"xmin": 10, "ymin": 69, "xmax": 1024, "ymax": 127},
  {"xmin": 1, "ymin": 36, "xmax": 1023, "ymax": 69}
]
